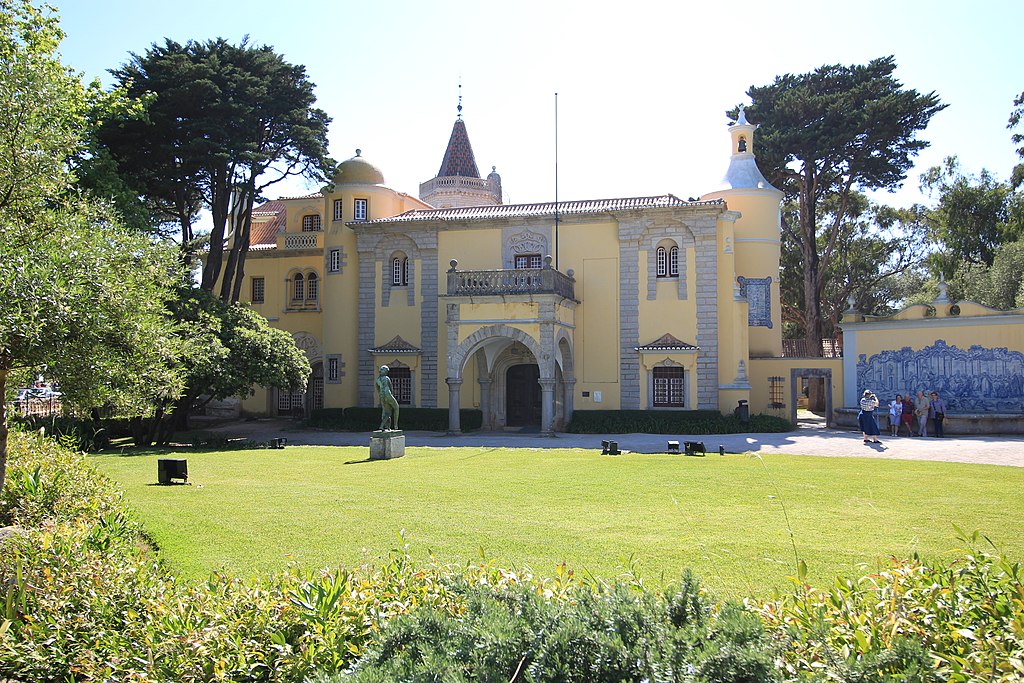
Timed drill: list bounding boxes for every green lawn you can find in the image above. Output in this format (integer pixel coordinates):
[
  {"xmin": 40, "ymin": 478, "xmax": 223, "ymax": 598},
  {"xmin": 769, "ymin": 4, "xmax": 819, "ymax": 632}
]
[{"xmin": 91, "ymin": 446, "xmax": 1024, "ymax": 597}]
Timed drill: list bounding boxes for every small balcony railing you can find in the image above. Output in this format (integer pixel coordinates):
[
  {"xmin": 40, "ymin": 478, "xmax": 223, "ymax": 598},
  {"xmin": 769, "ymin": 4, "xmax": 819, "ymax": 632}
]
[
  {"xmin": 446, "ymin": 259, "xmax": 575, "ymax": 300},
  {"xmin": 281, "ymin": 232, "xmax": 323, "ymax": 250}
]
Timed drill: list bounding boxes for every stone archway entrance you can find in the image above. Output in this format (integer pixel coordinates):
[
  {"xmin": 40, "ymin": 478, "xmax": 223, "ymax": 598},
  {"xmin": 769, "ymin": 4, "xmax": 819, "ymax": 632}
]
[
  {"xmin": 790, "ymin": 368, "xmax": 833, "ymax": 428},
  {"xmin": 506, "ymin": 364, "xmax": 541, "ymax": 427}
]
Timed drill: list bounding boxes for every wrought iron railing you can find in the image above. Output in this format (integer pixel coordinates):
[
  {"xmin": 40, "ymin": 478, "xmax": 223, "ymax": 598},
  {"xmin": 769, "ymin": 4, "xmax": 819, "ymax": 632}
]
[{"xmin": 446, "ymin": 265, "xmax": 575, "ymax": 300}]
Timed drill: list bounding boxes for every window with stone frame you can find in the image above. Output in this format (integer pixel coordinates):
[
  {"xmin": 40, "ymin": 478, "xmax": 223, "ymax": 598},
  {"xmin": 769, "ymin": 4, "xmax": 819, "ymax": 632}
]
[
  {"xmin": 251, "ymin": 276, "xmax": 265, "ymax": 303},
  {"xmin": 768, "ymin": 375, "xmax": 785, "ymax": 409},
  {"xmin": 514, "ymin": 253, "xmax": 542, "ymax": 269},
  {"xmin": 301, "ymin": 214, "xmax": 322, "ymax": 232},
  {"xmin": 392, "ymin": 255, "xmax": 408, "ymax": 286},
  {"xmin": 333, "ymin": 199, "xmax": 344, "ymax": 221},
  {"xmin": 292, "ymin": 273, "xmax": 304, "ymax": 301},
  {"xmin": 354, "ymin": 198, "xmax": 368, "ymax": 222},
  {"xmin": 327, "ymin": 356, "xmax": 339, "ymax": 382},
  {"xmin": 653, "ymin": 366, "xmax": 686, "ymax": 407},
  {"xmin": 389, "ymin": 366, "xmax": 412, "ymax": 404},
  {"xmin": 328, "ymin": 248, "xmax": 342, "ymax": 273},
  {"xmin": 656, "ymin": 246, "xmax": 668, "ymax": 277},
  {"xmin": 668, "ymin": 246, "xmax": 679, "ymax": 277}
]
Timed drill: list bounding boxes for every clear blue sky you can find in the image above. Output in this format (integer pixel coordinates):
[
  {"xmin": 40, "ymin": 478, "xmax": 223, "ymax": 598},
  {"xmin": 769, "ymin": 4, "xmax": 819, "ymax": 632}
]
[{"xmin": 57, "ymin": 0, "xmax": 1023, "ymax": 212}]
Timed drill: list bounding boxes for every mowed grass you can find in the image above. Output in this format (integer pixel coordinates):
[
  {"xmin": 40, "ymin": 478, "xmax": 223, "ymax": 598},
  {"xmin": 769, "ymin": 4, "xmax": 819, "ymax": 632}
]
[{"xmin": 91, "ymin": 446, "xmax": 1024, "ymax": 597}]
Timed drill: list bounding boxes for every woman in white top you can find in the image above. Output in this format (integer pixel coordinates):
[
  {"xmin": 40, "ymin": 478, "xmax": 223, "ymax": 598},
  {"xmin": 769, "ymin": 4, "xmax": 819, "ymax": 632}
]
[{"xmin": 888, "ymin": 394, "xmax": 903, "ymax": 437}]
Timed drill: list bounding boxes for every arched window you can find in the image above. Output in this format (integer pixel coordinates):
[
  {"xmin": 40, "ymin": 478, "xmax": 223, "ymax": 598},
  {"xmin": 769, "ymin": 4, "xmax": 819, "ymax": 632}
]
[
  {"xmin": 301, "ymin": 214, "xmax": 321, "ymax": 232},
  {"xmin": 306, "ymin": 272, "xmax": 318, "ymax": 302},
  {"xmin": 292, "ymin": 273, "xmax": 304, "ymax": 301},
  {"xmin": 656, "ymin": 247, "xmax": 668, "ymax": 277},
  {"xmin": 392, "ymin": 256, "xmax": 408, "ymax": 286},
  {"xmin": 669, "ymin": 246, "xmax": 679, "ymax": 277}
]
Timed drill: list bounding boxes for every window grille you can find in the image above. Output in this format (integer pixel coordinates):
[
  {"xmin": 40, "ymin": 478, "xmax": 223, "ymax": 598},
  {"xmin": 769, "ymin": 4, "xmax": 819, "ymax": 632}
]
[
  {"xmin": 328, "ymin": 357, "xmax": 339, "ymax": 382},
  {"xmin": 514, "ymin": 254, "xmax": 542, "ymax": 269},
  {"xmin": 390, "ymin": 366, "xmax": 412, "ymax": 405},
  {"xmin": 769, "ymin": 376, "xmax": 785, "ymax": 408},
  {"xmin": 653, "ymin": 367, "xmax": 685, "ymax": 407},
  {"xmin": 251, "ymin": 277, "xmax": 265, "ymax": 303},
  {"xmin": 301, "ymin": 214, "xmax": 321, "ymax": 232},
  {"xmin": 292, "ymin": 273, "xmax": 304, "ymax": 301}
]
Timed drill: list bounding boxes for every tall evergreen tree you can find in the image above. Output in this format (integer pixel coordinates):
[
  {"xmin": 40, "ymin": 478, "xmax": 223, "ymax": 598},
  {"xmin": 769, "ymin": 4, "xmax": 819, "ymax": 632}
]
[
  {"xmin": 738, "ymin": 56, "xmax": 945, "ymax": 355},
  {"xmin": 96, "ymin": 38, "xmax": 334, "ymax": 301}
]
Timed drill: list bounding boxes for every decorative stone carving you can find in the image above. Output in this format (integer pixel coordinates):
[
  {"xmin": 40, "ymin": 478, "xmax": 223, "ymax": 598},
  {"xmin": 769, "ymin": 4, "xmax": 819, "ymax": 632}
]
[
  {"xmin": 292, "ymin": 332, "xmax": 322, "ymax": 361},
  {"xmin": 857, "ymin": 340, "xmax": 1024, "ymax": 412}
]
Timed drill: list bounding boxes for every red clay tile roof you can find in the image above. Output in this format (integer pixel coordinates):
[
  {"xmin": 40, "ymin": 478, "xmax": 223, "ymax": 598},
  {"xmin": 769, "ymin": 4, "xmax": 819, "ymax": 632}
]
[
  {"xmin": 250, "ymin": 200, "xmax": 286, "ymax": 248},
  {"xmin": 360, "ymin": 195, "xmax": 723, "ymax": 225},
  {"xmin": 635, "ymin": 333, "xmax": 699, "ymax": 351},
  {"xmin": 437, "ymin": 119, "xmax": 480, "ymax": 178}
]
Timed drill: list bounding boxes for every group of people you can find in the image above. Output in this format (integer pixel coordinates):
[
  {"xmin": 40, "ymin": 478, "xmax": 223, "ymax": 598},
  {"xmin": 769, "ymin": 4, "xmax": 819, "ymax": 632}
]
[{"xmin": 858, "ymin": 389, "xmax": 948, "ymax": 443}]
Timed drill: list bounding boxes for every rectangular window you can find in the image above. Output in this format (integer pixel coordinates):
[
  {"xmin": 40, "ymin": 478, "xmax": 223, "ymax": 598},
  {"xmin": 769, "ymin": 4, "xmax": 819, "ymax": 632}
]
[
  {"xmin": 769, "ymin": 376, "xmax": 785, "ymax": 409},
  {"xmin": 329, "ymin": 248, "xmax": 342, "ymax": 273},
  {"xmin": 301, "ymin": 214, "xmax": 321, "ymax": 232},
  {"xmin": 328, "ymin": 357, "xmax": 339, "ymax": 382},
  {"xmin": 390, "ymin": 366, "xmax": 412, "ymax": 405},
  {"xmin": 251, "ymin": 276, "xmax": 265, "ymax": 303},
  {"xmin": 653, "ymin": 367, "xmax": 685, "ymax": 407},
  {"xmin": 514, "ymin": 254, "xmax": 542, "ymax": 269},
  {"xmin": 354, "ymin": 198, "xmax": 368, "ymax": 222},
  {"xmin": 278, "ymin": 389, "xmax": 304, "ymax": 414},
  {"xmin": 333, "ymin": 199, "xmax": 344, "ymax": 221}
]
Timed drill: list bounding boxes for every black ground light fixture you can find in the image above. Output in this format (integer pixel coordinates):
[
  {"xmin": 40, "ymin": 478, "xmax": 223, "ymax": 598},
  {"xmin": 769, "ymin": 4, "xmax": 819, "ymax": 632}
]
[
  {"xmin": 667, "ymin": 440, "xmax": 680, "ymax": 454},
  {"xmin": 601, "ymin": 440, "xmax": 620, "ymax": 455},
  {"xmin": 157, "ymin": 458, "xmax": 188, "ymax": 484},
  {"xmin": 684, "ymin": 441, "xmax": 706, "ymax": 457},
  {"xmin": 719, "ymin": 445, "xmax": 725, "ymax": 456}
]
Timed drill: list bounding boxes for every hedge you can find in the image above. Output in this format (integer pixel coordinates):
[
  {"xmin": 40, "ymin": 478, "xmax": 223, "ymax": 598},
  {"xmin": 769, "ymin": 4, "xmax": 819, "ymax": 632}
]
[
  {"xmin": 566, "ymin": 409, "xmax": 792, "ymax": 435},
  {"xmin": 306, "ymin": 407, "xmax": 483, "ymax": 432}
]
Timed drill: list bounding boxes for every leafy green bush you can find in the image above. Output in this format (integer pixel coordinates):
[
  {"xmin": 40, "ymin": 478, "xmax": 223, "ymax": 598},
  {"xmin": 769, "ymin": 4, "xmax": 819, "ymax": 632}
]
[
  {"xmin": 566, "ymin": 409, "xmax": 791, "ymax": 434},
  {"xmin": 308, "ymin": 407, "xmax": 483, "ymax": 432},
  {"xmin": 322, "ymin": 571, "xmax": 779, "ymax": 683},
  {"xmin": 749, "ymin": 529, "xmax": 1024, "ymax": 682},
  {"xmin": 9, "ymin": 413, "xmax": 133, "ymax": 451}
]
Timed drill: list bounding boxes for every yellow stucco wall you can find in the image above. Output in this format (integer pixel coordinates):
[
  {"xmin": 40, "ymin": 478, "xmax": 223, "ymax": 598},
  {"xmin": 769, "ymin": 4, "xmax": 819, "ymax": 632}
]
[{"xmin": 748, "ymin": 358, "xmax": 844, "ymax": 417}]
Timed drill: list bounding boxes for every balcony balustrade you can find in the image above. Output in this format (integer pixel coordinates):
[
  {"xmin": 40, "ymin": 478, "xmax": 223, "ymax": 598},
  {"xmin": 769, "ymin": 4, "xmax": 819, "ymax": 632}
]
[{"xmin": 446, "ymin": 259, "xmax": 575, "ymax": 300}]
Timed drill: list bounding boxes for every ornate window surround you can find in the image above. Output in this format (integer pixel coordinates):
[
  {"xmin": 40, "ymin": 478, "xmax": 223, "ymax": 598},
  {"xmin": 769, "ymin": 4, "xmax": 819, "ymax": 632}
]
[{"xmin": 646, "ymin": 232, "xmax": 691, "ymax": 300}]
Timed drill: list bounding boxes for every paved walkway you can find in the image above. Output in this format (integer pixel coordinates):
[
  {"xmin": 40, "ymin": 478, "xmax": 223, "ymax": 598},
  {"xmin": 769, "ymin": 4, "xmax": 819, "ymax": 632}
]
[{"xmin": 205, "ymin": 418, "xmax": 1024, "ymax": 468}]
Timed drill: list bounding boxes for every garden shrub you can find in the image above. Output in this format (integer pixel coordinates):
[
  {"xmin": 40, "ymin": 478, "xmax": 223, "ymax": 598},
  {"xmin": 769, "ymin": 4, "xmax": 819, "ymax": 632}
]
[
  {"xmin": 323, "ymin": 571, "xmax": 780, "ymax": 683},
  {"xmin": 9, "ymin": 413, "xmax": 133, "ymax": 451},
  {"xmin": 748, "ymin": 530, "xmax": 1024, "ymax": 681},
  {"xmin": 566, "ymin": 409, "xmax": 791, "ymax": 435}
]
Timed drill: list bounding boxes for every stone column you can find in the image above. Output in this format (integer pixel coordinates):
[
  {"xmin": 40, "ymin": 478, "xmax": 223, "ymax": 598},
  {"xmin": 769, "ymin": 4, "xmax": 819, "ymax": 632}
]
[
  {"xmin": 539, "ymin": 378, "xmax": 557, "ymax": 436},
  {"xmin": 446, "ymin": 377, "xmax": 463, "ymax": 434},
  {"xmin": 478, "ymin": 378, "xmax": 492, "ymax": 430},
  {"xmin": 563, "ymin": 379, "xmax": 576, "ymax": 427}
]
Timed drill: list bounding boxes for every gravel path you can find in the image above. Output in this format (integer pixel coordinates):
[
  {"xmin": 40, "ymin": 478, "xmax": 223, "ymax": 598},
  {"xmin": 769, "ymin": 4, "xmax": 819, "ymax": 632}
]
[{"xmin": 204, "ymin": 418, "xmax": 1024, "ymax": 468}]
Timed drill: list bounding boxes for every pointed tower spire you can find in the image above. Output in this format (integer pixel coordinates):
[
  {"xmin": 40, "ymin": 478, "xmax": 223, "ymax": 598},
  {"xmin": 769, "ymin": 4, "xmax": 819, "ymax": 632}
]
[{"xmin": 419, "ymin": 87, "xmax": 502, "ymax": 208}]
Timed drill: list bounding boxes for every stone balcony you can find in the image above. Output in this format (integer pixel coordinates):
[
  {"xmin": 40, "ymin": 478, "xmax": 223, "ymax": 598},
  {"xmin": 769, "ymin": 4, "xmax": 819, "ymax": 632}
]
[
  {"xmin": 445, "ymin": 258, "xmax": 576, "ymax": 300},
  {"xmin": 279, "ymin": 231, "xmax": 323, "ymax": 251}
]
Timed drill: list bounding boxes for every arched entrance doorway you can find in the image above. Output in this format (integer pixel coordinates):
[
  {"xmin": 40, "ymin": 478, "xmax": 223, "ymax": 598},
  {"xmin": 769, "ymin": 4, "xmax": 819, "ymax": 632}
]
[{"xmin": 506, "ymin": 363, "xmax": 541, "ymax": 427}]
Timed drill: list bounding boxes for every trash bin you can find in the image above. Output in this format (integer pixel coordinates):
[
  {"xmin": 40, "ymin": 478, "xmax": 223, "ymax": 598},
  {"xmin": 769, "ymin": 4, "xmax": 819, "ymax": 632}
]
[{"xmin": 735, "ymin": 400, "xmax": 749, "ymax": 424}]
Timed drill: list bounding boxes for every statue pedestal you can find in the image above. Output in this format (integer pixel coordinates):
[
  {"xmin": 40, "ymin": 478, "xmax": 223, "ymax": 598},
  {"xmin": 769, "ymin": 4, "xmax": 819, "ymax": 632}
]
[{"xmin": 370, "ymin": 430, "xmax": 405, "ymax": 460}]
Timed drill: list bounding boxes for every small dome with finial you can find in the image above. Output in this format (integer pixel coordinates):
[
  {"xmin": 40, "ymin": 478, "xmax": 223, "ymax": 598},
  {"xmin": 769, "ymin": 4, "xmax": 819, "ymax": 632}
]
[{"xmin": 334, "ymin": 149, "xmax": 385, "ymax": 185}]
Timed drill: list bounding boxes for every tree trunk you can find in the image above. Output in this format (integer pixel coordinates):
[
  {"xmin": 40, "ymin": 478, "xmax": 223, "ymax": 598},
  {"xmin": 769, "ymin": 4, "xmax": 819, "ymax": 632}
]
[
  {"xmin": 0, "ymin": 369, "xmax": 9, "ymax": 493},
  {"xmin": 799, "ymin": 175, "xmax": 825, "ymax": 358}
]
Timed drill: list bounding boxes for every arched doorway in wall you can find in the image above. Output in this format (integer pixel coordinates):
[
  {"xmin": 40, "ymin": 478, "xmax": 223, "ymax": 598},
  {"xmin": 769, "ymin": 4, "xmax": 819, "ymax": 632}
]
[{"xmin": 506, "ymin": 363, "xmax": 541, "ymax": 427}]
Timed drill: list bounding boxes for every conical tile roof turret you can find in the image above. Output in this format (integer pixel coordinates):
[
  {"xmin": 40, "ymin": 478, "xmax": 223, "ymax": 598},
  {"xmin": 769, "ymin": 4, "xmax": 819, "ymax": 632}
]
[{"xmin": 437, "ymin": 118, "xmax": 481, "ymax": 179}]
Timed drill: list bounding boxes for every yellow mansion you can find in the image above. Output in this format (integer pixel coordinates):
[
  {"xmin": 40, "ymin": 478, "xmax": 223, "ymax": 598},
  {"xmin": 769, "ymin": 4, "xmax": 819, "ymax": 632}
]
[{"xmin": 233, "ymin": 106, "xmax": 802, "ymax": 435}]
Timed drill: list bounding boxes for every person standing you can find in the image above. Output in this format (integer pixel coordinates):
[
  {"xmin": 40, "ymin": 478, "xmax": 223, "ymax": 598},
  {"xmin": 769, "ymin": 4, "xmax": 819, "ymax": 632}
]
[
  {"xmin": 930, "ymin": 391, "xmax": 948, "ymax": 438},
  {"xmin": 888, "ymin": 395, "xmax": 903, "ymax": 437},
  {"xmin": 859, "ymin": 390, "xmax": 881, "ymax": 443},
  {"xmin": 900, "ymin": 392, "xmax": 915, "ymax": 436},
  {"xmin": 914, "ymin": 390, "xmax": 930, "ymax": 437}
]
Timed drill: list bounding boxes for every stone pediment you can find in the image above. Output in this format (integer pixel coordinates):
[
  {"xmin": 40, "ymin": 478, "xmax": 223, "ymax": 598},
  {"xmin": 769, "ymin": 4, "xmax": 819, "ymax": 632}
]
[
  {"xmin": 635, "ymin": 333, "xmax": 699, "ymax": 351},
  {"xmin": 369, "ymin": 335, "xmax": 422, "ymax": 354}
]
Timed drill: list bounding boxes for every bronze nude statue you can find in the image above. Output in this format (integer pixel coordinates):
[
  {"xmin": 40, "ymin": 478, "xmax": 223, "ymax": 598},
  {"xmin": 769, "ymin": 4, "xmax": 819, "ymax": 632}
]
[{"xmin": 376, "ymin": 365, "xmax": 400, "ymax": 431}]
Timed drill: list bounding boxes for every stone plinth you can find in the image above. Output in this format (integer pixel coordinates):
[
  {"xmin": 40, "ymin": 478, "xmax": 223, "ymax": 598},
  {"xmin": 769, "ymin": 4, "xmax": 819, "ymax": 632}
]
[{"xmin": 370, "ymin": 430, "xmax": 405, "ymax": 459}]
